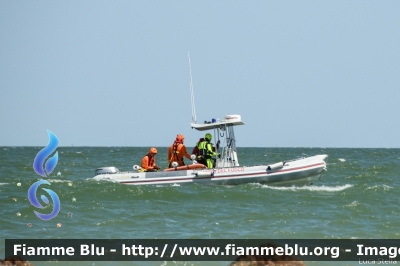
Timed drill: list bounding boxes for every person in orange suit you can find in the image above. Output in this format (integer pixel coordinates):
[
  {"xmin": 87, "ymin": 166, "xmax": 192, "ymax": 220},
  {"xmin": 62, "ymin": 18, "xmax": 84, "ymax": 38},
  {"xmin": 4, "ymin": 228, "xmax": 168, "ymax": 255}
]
[
  {"xmin": 168, "ymin": 134, "xmax": 191, "ymax": 167},
  {"xmin": 141, "ymin": 147, "xmax": 160, "ymax": 172}
]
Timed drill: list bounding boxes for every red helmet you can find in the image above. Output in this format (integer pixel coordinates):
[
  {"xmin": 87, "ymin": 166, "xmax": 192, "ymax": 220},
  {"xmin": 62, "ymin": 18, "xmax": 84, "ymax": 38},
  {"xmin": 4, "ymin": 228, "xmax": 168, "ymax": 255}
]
[
  {"xmin": 149, "ymin": 147, "xmax": 158, "ymax": 154},
  {"xmin": 176, "ymin": 134, "xmax": 184, "ymax": 142}
]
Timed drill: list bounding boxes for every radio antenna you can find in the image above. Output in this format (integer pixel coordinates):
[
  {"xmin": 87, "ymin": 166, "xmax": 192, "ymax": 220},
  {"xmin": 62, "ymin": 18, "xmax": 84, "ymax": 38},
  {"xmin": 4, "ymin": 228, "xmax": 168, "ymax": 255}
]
[{"xmin": 188, "ymin": 52, "xmax": 197, "ymax": 124}]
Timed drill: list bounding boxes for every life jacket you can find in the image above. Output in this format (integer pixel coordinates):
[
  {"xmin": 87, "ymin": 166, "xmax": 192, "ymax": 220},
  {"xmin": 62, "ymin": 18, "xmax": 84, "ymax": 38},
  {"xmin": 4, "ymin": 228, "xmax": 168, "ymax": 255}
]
[
  {"xmin": 192, "ymin": 138, "xmax": 204, "ymax": 156},
  {"xmin": 141, "ymin": 153, "xmax": 155, "ymax": 169},
  {"xmin": 170, "ymin": 141, "xmax": 181, "ymax": 162},
  {"xmin": 198, "ymin": 140, "xmax": 211, "ymax": 158}
]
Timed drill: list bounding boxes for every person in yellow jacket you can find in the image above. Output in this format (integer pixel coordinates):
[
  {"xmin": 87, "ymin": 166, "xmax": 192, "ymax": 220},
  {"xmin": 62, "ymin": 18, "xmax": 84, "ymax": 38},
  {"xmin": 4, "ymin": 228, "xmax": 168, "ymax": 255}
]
[
  {"xmin": 168, "ymin": 134, "xmax": 191, "ymax": 167},
  {"xmin": 141, "ymin": 147, "xmax": 160, "ymax": 172},
  {"xmin": 197, "ymin": 133, "xmax": 219, "ymax": 168}
]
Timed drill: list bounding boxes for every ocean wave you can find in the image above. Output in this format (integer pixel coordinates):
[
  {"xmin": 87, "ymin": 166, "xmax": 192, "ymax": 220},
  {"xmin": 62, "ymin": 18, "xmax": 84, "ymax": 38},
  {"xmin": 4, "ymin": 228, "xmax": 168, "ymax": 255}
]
[
  {"xmin": 0, "ymin": 183, "xmax": 8, "ymax": 186},
  {"xmin": 96, "ymin": 219, "xmax": 123, "ymax": 226},
  {"xmin": 366, "ymin": 184, "xmax": 393, "ymax": 191},
  {"xmin": 48, "ymin": 179, "xmax": 72, "ymax": 183},
  {"xmin": 345, "ymin": 201, "xmax": 359, "ymax": 207},
  {"xmin": 260, "ymin": 184, "xmax": 353, "ymax": 192},
  {"xmin": 338, "ymin": 158, "xmax": 346, "ymax": 162}
]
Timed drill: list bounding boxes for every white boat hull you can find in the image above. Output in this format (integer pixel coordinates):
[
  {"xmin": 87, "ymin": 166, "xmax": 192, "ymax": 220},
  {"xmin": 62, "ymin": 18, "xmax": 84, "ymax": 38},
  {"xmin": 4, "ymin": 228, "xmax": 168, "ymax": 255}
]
[{"xmin": 93, "ymin": 154, "xmax": 328, "ymax": 186}]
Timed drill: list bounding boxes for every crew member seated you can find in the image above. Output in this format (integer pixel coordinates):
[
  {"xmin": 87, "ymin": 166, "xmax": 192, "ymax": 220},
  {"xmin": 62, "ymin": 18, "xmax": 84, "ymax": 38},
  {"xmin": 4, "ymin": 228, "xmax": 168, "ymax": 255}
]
[{"xmin": 141, "ymin": 147, "xmax": 160, "ymax": 172}]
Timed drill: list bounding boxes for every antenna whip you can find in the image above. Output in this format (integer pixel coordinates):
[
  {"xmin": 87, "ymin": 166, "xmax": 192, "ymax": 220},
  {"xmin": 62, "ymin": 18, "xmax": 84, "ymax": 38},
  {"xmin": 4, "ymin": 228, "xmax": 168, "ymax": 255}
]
[{"xmin": 188, "ymin": 52, "xmax": 197, "ymax": 124}]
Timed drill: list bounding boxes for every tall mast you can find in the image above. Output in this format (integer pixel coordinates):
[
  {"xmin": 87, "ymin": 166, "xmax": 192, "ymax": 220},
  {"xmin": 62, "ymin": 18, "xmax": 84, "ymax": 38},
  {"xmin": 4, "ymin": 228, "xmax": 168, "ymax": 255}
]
[{"xmin": 188, "ymin": 52, "xmax": 197, "ymax": 124}]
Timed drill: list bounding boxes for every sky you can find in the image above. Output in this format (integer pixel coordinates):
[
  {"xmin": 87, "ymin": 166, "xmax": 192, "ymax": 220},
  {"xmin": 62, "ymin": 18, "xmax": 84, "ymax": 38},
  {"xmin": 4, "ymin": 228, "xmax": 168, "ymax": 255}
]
[{"xmin": 0, "ymin": 1, "xmax": 399, "ymax": 148}]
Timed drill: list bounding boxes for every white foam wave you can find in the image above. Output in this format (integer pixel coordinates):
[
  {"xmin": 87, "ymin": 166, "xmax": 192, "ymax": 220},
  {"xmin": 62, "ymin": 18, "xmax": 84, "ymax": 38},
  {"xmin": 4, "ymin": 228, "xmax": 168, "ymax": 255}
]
[
  {"xmin": 0, "ymin": 183, "xmax": 8, "ymax": 186},
  {"xmin": 261, "ymin": 184, "xmax": 353, "ymax": 192},
  {"xmin": 48, "ymin": 179, "xmax": 71, "ymax": 183},
  {"xmin": 345, "ymin": 201, "xmax": 359, "ymax": 207},
  {"xmin": 154, "ymin": 183, "xmax": 182, "ymax": 187},
  {"xmin": 366, "ymin": 185, "xmax": 393, "ymax": 191},
  {"xmin": 338, "ymin": 158, "xmax": 346, "ymax": 162},
  {"xmin": 90, "ymin": 177, "xmax": 119, "ymax": 183}
]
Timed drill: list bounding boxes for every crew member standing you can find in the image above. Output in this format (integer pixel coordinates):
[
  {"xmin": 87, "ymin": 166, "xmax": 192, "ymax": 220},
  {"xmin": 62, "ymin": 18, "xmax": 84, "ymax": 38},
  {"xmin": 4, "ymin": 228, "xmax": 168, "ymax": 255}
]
[
  {"xmin": 197, "ymin": 133, "xmax": 219, "ymax": 168},
  {"xmin": 168, "ymin": 134, "xmax": 191, "ymax": 167}
]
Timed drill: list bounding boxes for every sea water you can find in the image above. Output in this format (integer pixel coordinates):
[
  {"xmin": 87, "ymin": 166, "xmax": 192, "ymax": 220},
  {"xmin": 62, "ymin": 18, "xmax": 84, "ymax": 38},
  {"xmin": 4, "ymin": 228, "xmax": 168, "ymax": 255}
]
[{"xmin": 1, "ymin": 147, "xmax": 400, "ymax": 266}]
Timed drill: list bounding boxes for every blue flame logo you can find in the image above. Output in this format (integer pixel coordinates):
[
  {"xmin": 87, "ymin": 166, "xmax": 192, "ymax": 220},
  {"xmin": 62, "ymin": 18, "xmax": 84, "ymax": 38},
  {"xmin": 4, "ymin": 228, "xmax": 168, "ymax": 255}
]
[
  {"xmin": 29, "ymin": 130, "xmax": 61, "ymax": 220},
  {"xmin": 33, "ymin": 130, "xmax": 59, "ymax": 177},
  {"xmin": 28, "ymin": 180, "xmax": 61, "ymax": 220}
]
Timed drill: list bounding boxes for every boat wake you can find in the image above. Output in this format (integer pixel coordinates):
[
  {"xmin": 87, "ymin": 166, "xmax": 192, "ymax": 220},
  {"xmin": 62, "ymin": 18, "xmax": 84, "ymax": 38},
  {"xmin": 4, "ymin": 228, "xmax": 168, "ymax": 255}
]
[
  {"xmin": 259, "ymin": 184, "xmax": 353, "ymax": 192},
  {"xmin": 90, "ymin": 177, "xmax": 120, "ymax": 183},
  {"xmin": 155, "ymin": 184, "xmax": 182, "ymax": 187}
]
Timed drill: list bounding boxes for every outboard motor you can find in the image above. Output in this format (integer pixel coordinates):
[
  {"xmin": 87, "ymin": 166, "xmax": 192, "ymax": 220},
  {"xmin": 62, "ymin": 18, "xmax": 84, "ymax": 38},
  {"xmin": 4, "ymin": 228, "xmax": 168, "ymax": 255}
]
[{"xmin": 95, "ymin": 166, "xmax": 119, "ymax": 176}]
